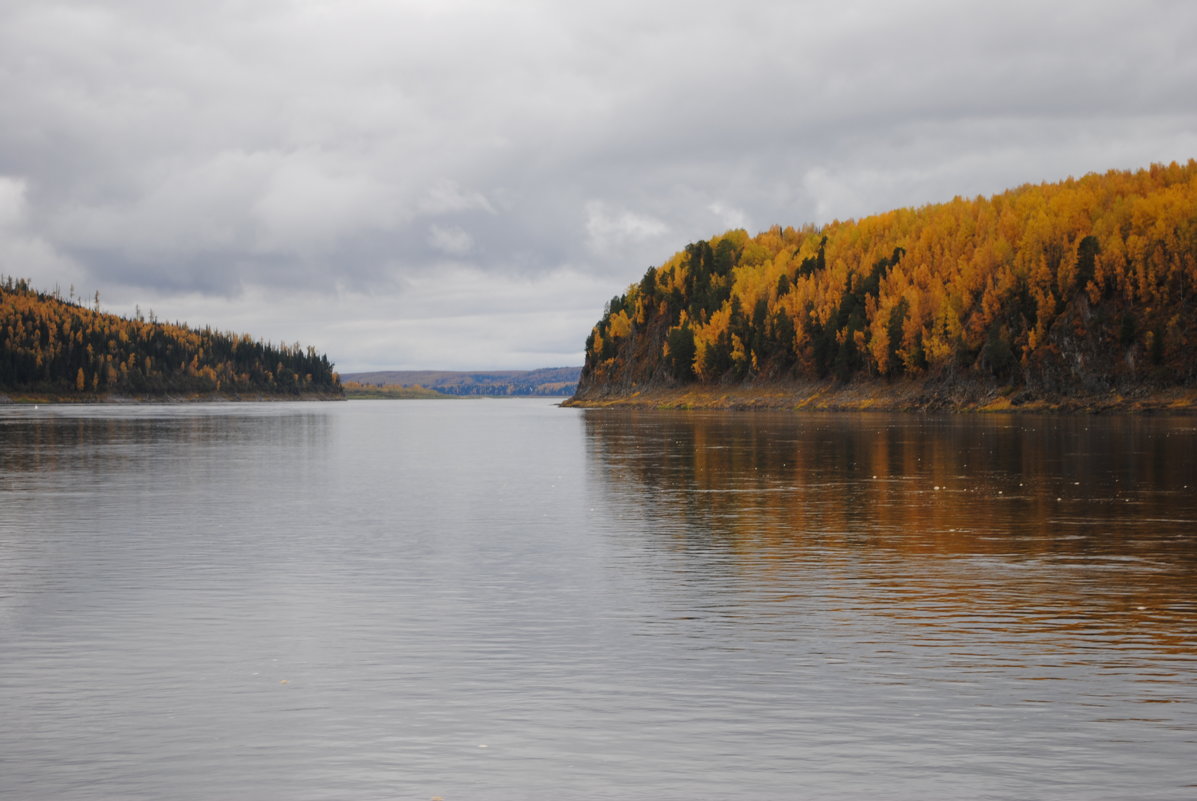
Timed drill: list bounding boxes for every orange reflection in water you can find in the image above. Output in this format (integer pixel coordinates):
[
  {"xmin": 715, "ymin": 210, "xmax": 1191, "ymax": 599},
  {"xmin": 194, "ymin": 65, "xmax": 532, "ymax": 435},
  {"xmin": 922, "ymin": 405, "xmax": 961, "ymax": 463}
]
[{"xmin": 584, "ymin": 409, "xmax": 1197, "ymax": 655}]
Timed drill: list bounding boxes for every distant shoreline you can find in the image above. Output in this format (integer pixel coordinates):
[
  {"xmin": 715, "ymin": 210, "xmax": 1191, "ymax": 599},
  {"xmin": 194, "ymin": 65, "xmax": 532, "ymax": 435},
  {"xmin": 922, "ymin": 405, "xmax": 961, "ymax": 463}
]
[
  {"xmin": 564, "ymin": 379, "xmax": 1197, "ymax": 414},
  {"xmin": 0, "ymin": 391, "xmax": 346, "ymax": 405},
  {"xmin": 340, "ymin": 367, "xmax": 580, "ymax": 398}
]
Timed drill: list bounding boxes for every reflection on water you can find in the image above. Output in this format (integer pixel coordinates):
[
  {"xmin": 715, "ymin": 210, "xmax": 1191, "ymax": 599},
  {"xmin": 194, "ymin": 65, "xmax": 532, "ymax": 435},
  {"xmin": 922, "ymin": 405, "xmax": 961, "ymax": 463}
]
[
  {"xmin": 1, "ymin": 402, "xmax": 1195, "ymax": 800},
  {"xmin": 582, "ymin": 410, "xmax": 1197, "ymax": 790},
  {"xmin": 584, "ymin": 409, "xmax": 1197, "ymax": 584}
]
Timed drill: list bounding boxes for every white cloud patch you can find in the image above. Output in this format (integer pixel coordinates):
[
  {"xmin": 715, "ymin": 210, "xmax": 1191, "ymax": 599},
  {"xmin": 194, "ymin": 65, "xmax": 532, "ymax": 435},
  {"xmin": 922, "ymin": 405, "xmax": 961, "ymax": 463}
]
[
  {"xmin": 584, "ymin": 201, "xmax": 668, "ymax": 252},
  {"xmin": 707, "ymin": 202, "xmax": 749, "ymax": 231},
  {"xmin": 427, "ymin": 224, "xmax": 474, "ymax": 256},
  {"xmin": 418, "ymin": 179, "xmax": 496, "ymax": 216},
  {"xmin": 0, "ymin": 176, "xmax": 29, "ymax": 229}
]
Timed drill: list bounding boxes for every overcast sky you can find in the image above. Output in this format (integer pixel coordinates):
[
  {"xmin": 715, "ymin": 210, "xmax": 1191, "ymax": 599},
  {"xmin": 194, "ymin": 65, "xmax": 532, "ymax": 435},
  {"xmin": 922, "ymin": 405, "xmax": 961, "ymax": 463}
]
[{"xmin": 2, "ymin": 1, "xmax": 1195, "ymax": 372}]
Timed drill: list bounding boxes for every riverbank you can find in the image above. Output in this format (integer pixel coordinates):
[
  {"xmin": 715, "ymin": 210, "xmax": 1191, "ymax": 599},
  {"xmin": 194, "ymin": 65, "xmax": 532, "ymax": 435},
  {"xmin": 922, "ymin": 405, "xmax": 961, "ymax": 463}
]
[
  {"xmin": 0, "ymin": 391, "xmax": 346, "ymax": 404},
  {"xmin": 563, "ymin": 378, "xmax": 1197, "ymax": 414}
]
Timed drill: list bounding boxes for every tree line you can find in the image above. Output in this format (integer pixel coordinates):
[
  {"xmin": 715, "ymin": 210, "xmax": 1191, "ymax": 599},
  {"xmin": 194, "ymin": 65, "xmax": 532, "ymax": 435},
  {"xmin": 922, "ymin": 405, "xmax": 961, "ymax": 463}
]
[
  {"xmin": 580, "ymin": 161, "xmax": 1197, "ymax": 395},
  {"xmin": 1, "ymin": 278, "xmax": 342, "ymax": 398}
]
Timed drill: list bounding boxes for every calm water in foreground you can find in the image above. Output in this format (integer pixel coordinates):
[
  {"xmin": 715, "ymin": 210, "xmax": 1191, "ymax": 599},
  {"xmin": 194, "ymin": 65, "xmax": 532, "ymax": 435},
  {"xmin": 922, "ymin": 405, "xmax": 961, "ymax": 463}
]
[{"xmin": 1, "ymin": 399, "xmax": 1195, "ymax": 800}]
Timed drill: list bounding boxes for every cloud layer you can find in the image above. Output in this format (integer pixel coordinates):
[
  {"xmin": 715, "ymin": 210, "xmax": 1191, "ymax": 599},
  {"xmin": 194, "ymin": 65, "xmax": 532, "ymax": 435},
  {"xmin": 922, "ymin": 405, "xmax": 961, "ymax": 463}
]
[{"xmin": 2, "ymin": 0, "xmax": 1196, "ymax": 370}]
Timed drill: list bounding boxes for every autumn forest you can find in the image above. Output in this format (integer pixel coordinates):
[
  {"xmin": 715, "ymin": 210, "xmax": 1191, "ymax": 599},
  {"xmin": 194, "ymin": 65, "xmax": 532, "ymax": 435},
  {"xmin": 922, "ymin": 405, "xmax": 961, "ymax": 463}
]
[
  {"xmin": 574, "ymin": 162, "xmax": 1197, "ymax": 407},
  {"xmin": 0, "ymin": 278, "xmax": 342, "ymax": 399}
]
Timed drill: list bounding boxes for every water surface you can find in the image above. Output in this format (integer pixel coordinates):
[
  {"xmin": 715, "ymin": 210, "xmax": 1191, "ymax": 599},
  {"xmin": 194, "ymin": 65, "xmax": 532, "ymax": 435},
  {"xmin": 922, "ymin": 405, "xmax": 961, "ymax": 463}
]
[{"xmin": 1, "ymin": 400, "xmax": 1194, "ymax": 799}]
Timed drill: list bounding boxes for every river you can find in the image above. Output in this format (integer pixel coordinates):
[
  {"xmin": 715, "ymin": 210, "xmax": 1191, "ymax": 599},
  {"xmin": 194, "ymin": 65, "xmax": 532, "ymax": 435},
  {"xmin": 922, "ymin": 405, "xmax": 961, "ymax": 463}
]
[{"xmin": 1, "ymin": 399, "xmax": 1194, "ymax": 799}]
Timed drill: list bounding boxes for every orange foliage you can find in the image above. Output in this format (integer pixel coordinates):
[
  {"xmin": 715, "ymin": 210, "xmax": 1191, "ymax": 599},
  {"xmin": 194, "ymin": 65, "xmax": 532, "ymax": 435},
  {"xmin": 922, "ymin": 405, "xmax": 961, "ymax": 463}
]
[{"xmin": 581, "ymin": 161, "xmax": 1197, "ymax": 392}]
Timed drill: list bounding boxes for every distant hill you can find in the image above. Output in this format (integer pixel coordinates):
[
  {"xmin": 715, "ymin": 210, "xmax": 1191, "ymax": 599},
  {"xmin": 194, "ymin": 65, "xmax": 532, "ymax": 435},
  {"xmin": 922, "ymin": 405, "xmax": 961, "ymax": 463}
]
[
  {"xmin": 569, "ymin": 161, "xmax": 1197, "ymax": 411},
  {"xmin": 340, "ymin": 366, "xmax": 581, "ymax": 397},
  {"xmin": 341, "ymin": 381, "xmax": 452, "ymax": 399}
]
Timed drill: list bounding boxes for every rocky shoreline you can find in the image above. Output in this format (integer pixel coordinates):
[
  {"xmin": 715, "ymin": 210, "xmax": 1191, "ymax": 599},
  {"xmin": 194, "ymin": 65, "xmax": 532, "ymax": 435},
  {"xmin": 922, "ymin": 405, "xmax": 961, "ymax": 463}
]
[{"xmin": 564, "ymin": 378, "xmax": 1197, "ymax": 414}]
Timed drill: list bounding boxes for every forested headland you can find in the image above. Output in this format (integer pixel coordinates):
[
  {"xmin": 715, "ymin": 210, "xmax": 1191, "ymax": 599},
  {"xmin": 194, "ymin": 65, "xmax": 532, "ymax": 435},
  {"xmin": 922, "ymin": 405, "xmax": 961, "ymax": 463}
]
[
  {"xmin": 568, "ymin": 162, "xmax": 1197, "ymax": 412},
  {"xmin": 0, "ymin": 278, "xmax": 342, "ymax": 401}
]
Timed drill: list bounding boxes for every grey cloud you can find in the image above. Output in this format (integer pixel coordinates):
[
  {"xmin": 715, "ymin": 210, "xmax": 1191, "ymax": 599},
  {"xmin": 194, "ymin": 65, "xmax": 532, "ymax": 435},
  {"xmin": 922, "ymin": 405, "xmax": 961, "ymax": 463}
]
[{"xmin": 2, "ymin": 0, "xmax": 1196, "ymax": 370}]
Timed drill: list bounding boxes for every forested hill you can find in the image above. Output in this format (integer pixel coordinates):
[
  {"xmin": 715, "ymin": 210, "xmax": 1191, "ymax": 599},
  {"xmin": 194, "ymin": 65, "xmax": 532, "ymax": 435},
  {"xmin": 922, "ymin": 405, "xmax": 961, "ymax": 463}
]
[
  {"xmin": 0, "ymin": 278, "xmax": 342, "ymax": 400},
  {"xmin": 570, "ymin": 161, "xmax": 1197, "ymax": 409}
]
